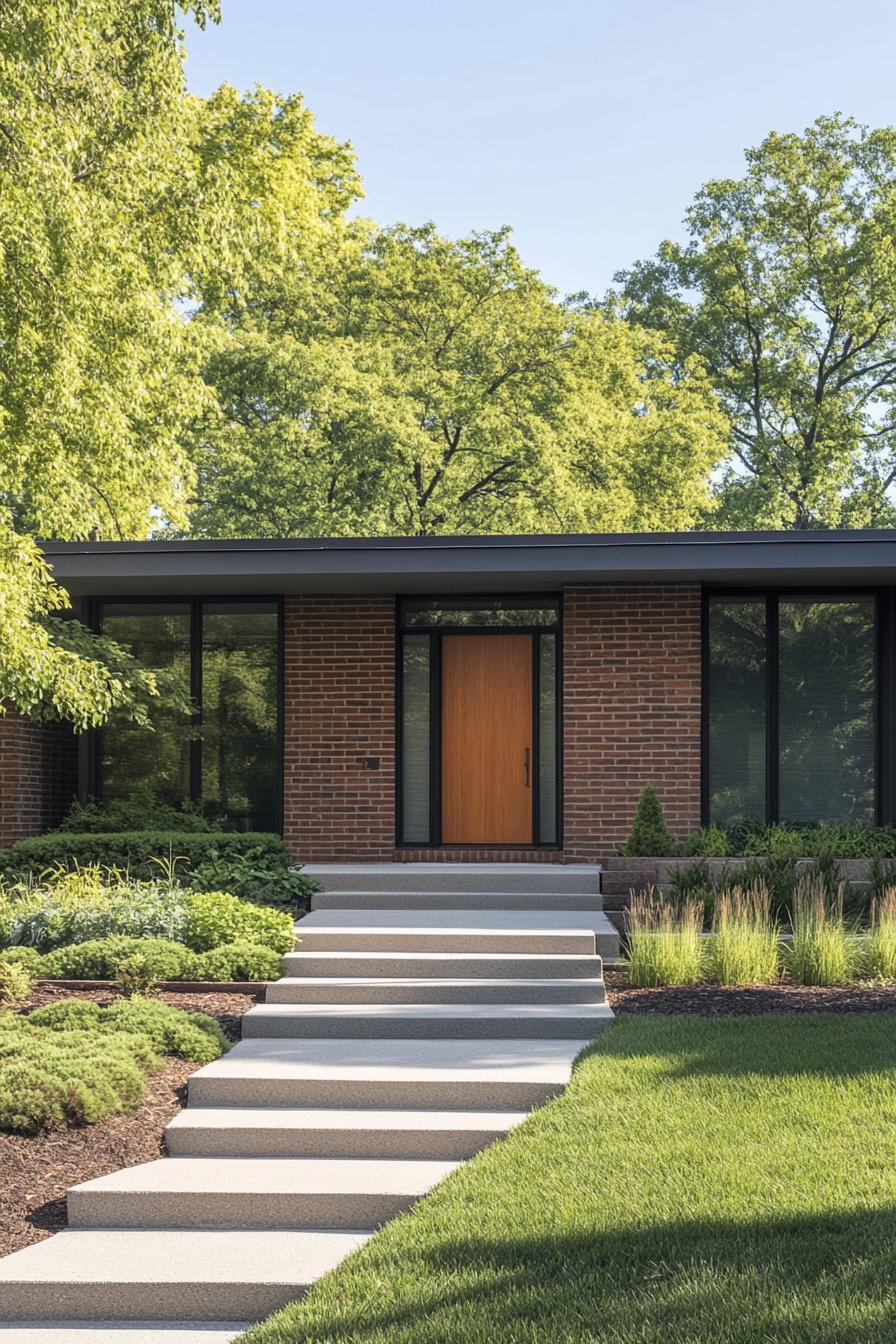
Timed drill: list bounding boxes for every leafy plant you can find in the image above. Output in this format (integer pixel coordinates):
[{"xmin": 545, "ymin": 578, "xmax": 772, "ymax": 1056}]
[
  {"xmin": 0, "ymin": 831, "xmax": 291, "ymax": 885},
  {"xmin": 194, "ymin": 940, "xmax": 282, "ymax": 982},
  {"xmin": 625, "ymin": 892, "xmax": 704, "ymax": 986},
  {"xmin": 184, "ymin": 891, "xmax": 294, "ymax": 954},
  {"xmin": 864, "ymin": 890, "xmax": 896, "ymax": 981},
  {"xmin": 619, "ymin": 786, "xmax": 677, "ymax": 858},
  {"xmin": 709, "ymin": 884, "xmax": 780, "ymax": 985},
  {"xmin": 184, "ymin": 846, "xmax": 316, "ymax": 913},
  {"xmin": 787, "ymin": 877, "xmax": 857, "ymax": 986},
  {"xmin": 680, "ymin": 826, "xmax": 730, "ymax": 858}
]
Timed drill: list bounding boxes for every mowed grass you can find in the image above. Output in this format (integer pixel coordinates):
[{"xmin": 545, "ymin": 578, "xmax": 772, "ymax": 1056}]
[{"xmin": 238, "ymin": 1014, "xmax": 896, "ymax": 1344}]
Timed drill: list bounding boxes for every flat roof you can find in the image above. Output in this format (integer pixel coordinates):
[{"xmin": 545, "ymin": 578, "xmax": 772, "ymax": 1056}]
[{"xmin": 41, "ymin": 529, "xmax": 896, "ymax": 597}]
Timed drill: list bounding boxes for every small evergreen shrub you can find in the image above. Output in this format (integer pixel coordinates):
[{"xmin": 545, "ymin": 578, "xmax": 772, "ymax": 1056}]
[
  {"xmin": 625, "ymin": 892, "xmax": 704, "ymax": 986},
  {"xmin": 114, "ymin": 952, "xmax": 161, "ymax": 998},
  {"xmin": 99, "ymin": 997, "xmax": 227, "ymax": 1062},
  {"xmin": 619, "ymin": 786, "xmax": 676, "ymax": 857},
  {"xmin": 708, "ymin": 884, "xmax": 780, "ymax": 985},
  {"xmin": 0, "ymin": 946, "xmax": 44, "ymax": 974},
  {"xmin": 787, "ymin": 877, "xmax": 857, "ymax": 986},
  {"xmin": 184, "ymin": 891, "xmax": 294, "ymax": 954},
  {"xmin": 194, "ymin": 940, "xmax": 282, "ymax": 982},
  {"xmin": 42, "ymin": 936, "xmax": 200, "ymax": 982},
  {"xmin": 864, "ymin": 890, "xmax": 896, "ymax": 981}
]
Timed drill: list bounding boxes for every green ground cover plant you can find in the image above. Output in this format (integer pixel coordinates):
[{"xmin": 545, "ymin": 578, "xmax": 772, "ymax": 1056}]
[
  {"xmin": 625, "ymin": 893, "xmax": 704, "ymax": 986},
  {"xmin": 236, "ymin": 1014, "xmax": 896, "ymax": 1344},
  {"xmin": 26, "ymin": 935, "xmax": 281, "ymax": 983},
  {"xmin": 0, "ymin": 996, "xmax": 227, "ymax": 1134}
]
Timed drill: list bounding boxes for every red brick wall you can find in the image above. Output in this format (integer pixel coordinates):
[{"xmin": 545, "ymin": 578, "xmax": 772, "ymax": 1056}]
[
  {"xmin": 561, "ymin": 584, "xmax": 702, "ymax": 862},
  {"xmin": 282, "ymin": 596, "xmax": 397, "ymax": 861},
  {"xmin": 279, "ymin": 583, "xmax": 703, "ymax": 864},
  {"xmin": 0, "ymin": 710, "xmax": 79, "ymax": 847}
]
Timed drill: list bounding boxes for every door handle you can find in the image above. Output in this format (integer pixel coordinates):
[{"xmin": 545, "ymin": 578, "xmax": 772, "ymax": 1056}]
[{"xmin": 524, "ymin": 746, "xmax": 531, "ymax": 787}]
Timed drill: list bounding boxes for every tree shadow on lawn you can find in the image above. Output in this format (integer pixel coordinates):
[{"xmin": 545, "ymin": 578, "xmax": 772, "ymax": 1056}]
[
  {"xmin": 574, "ymin": 1010, "xmax": 896, "ymax": 1084},
  {"xmin": 281, "ymin": 1204, "xmax": 896, "ymax": 1344}
]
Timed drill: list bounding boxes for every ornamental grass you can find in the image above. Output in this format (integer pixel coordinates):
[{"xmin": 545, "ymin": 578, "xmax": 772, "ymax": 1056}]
[
  {"xmin": 625, "ymin": 891, "xmax": 704, "ymax": 987},
  {"xmin": 864, "ymin": 889, "xmax": 896, "ymax": 981},
  {"xmin": 708, "ymin": 883, "xmax": 780, "ymax": 985},
  {"xmin": 787, "ymin": 876, "xmax": 856, "ymax": 986}
]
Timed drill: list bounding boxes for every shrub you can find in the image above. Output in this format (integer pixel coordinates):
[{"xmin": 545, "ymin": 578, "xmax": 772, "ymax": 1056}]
[
  {"xmin": 99, "ymin": 997, "xmax": 227, "ymax": 1063},
  {"xmin": 625, "ymin": 893, "xmax": 704, "ymax": 986},
  {"xmin": 28, "ymin": 999, "xmax": 103, "ymax": 1030},
  {"xmin": 864, "ymin": 890, "xmax": 896, "ymax": 981},
  {"xmin": 619, "ymin": 786, "xmax": 676, "ymax": 858},
  {"xmin": 42, "ymin": 936, "xmax": 200, "ymax": 982},
  {"xmin": 708, "ymin": 884, "xmax": 780, "ymax": 985},
  {"xmin": 0, "ymin": 959, "xmax": 32, "ymax": 1006},
  {"xmin": 57, "ymin": 791, "xmax": 214, "ymax": 834},
  {"xmin": 787, "ymin": 877, "xmax": 857, "ymax": 986},
  {"xmin": 193, "ymin": 940, "xmax": 282, "ymax": 982},
  {"xmin": 184, "ymin": 891, "xmax": 294, "ymax": 954},
  {"xmin": 114, "ymin": 953, "xmax": 161, "ymax": 998},
  {"xmin": 0, "ymin": 831, "xmax": 291, "ymax": 885},
  {"xmin": 184, "ymin": 847, "xmax": 316, "ymax": 913},
  {"xmin": 0, "ymin": 945, "xmax": 44, "ymax": 974},
  {"xmin": 0, "ymin": 1019, "xmax": 158, "ymax": 1133},
  {"xmin": 680, "ymin": 826, "xmax": 730, "ymax": 858}
]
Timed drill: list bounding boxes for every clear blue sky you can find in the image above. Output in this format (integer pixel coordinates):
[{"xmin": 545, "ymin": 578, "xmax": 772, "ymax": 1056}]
[{"xmin": 186, "ymin": 0, "xmax": 896, "ymax": 296}]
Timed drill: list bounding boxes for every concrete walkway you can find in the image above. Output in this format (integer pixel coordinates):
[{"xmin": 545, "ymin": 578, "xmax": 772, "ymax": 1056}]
[{"xmin": 0, "ymin": 864, "xmax": 615, "ymax": 1340}]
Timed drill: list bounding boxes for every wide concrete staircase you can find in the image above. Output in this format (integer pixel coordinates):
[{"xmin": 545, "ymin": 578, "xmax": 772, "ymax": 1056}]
[{"xmin": 0, "ymin": 863, "xmax": 615, "ymax": 1342}]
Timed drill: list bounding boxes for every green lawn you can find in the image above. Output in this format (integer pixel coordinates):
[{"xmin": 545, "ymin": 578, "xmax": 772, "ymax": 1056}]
[{"xmin": 238, "ymin": 1014, "xmax": 896, "ymax": 1344}]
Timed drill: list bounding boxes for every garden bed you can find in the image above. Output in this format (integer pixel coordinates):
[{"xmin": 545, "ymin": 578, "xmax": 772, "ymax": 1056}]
[
  {"xmin": 0, "ymin": 987, "xmax": 260, "ymax": 1256},
  {"xmin": 604, "ymin": 968, "xmax": 896, "ymax": 1016}
]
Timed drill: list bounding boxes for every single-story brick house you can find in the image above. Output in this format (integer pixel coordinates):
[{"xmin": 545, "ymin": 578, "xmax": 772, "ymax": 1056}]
[{"xmin": 2, "ymin": 529, "xmax": 894, "ymax": 860}]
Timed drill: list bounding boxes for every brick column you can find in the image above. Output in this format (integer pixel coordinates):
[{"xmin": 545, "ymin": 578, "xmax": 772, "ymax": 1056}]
[
  {"xmin": 561, "ymin": 584, "xmax": 702, "ymax": 861},
  {"xmin": 0, "ymin": 710, "xmax": 79, "ymax": 846},
  {"xmin": 282, "ymin": 596, "xmax": 396, "ymax": 861}
]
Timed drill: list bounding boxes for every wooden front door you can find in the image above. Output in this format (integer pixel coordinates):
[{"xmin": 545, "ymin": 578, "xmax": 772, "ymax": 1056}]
[{"xmin": 441, "ymin": 634, "xmax": 533, "ymax": 844}]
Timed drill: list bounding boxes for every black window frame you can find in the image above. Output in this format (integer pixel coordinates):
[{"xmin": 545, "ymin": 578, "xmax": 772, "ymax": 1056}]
[
  {"xmin": 82, "ymin": 594, "xmax": 284, "ymax": 834},
  {"xmin": 395, "ymin": 594, "xmax": 563, "ymax": 849},
  {"xmin": 701, "ymin": 586, "xmax": 889, "ymax": 827}
]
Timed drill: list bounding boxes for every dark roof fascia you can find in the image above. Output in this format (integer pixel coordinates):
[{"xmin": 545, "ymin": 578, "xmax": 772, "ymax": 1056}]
[{"xmin": 39, "ymin": 530, "xmax": 896, "ymax": 597}]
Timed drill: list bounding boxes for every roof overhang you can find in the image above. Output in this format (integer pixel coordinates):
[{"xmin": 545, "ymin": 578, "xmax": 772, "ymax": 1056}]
[{"xmin": 40, "ymin": 530, "xmax": 896, "ymax": 598}]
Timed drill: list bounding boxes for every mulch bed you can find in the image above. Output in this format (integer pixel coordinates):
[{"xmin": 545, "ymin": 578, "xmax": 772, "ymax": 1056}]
[
  {"xmin": 605, "ymin": 969, "xmax": 896, "ymax": 1016},
  {"xmin": 0, "ymin": 987, "xmax": 261, "ymax": 1257}
]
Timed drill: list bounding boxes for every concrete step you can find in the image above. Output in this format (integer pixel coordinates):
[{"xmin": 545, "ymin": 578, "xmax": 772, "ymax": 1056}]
[
  {"xmin": 265, "ymin": 976, "xmax": 605, "ymax": 1004},
  {"xmin": 166, "ymin": 1106, "xmax": 527, "ymax": 1159},
  {"xmin": 294, "ymin": 909, "xmax": 618, "ymax": 957},
  {"xmin": 242, "ymin": 1001, "xmax": 615, "ymax": 1040},
  {"xmin": 0, "ymin": 1228, "xmax": 370, "ymax": 1322},
  {"xmin": 68, "ymin": 1156, "xmax": 457, "ymax": 1231},
  {"xmin": 312, "ymin": 890, "xmax": 603, "ymax": 912},
  {"xmin": 281, "ymin": 950, "xmax": 605, "ymax": 979},
  {"xmin": 188, "ymin": 1037, "xmax": 588, "ymax": 1110},
  {"xmin": 0, "ymin": 1327, "xmax": 246, "ymax": 1343},
  {"xmin": 304, "ymin": 863, "xmax": 601, "ymax": 895}
]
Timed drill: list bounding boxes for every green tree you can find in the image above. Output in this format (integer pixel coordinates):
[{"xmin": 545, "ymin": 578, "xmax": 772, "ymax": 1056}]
[
  {"xmin": 0, "ymin": 0, "xmax": 358, "ymax": 724},
  {"xmin": 617, "ymin": 115, "xmax": 896, "ymax": 529},
  {"xmin": 190, "ymin": 223, "xmax": 728, "ymax": 536}
]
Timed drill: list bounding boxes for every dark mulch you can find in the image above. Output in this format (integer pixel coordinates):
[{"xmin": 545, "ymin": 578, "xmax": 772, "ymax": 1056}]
[
  {"xmin": 0, "ymin": 988, "xmax": 260, "ymax": 1256},
  {"xmin": 605, "ymin": 968, "xmax": 896, "ymax": 1016}
]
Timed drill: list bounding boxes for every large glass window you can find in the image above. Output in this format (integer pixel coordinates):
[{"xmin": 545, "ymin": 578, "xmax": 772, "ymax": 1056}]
[
  {"xmin": 706, "ymin": 599, "xmax": 767, "ymax": 825},
  {"xmin": 97, "ymin": 600, "xmax": 280, "ymax": 831},
  {"xmin": 201, "ymin": 604, "xmax": 279, "ymax": 831},
  {"xmin": 779, "ymin": 599, "xmax": 875, "ymax": 823},
  {"xmin": 706, "ymin": 594, "xmax": 877, "ymax": 826},
  {"xmin": 400, "ymin": 635, "xmax": 431, "ymax": 844},
  {"xmin": 99, "ymin": 604, "xmax": 192, "ymax": 805}
]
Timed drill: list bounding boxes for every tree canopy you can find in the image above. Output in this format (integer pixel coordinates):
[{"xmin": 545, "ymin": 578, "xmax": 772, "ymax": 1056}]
[
  {"xmin": 617, "ymin": 115, "xmax": 896, "ymax": 529},
  {"xmin": 189, "ymin": 223, "xmax": 728, "ymax": 536},
  {"xmin": 0, "ymin": 0, "xmax": 358, "ymax": 724}
]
